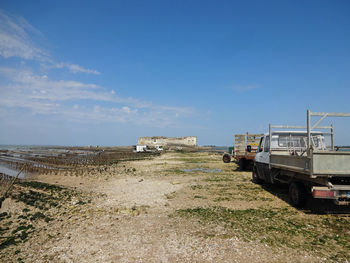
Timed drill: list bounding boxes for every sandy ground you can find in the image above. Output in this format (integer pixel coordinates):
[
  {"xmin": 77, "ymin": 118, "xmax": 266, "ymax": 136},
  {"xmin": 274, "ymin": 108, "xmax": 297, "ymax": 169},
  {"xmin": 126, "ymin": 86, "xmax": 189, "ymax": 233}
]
[{"xmin": 1, "ymin": 152, "xmax": 347, "ymax": 262}]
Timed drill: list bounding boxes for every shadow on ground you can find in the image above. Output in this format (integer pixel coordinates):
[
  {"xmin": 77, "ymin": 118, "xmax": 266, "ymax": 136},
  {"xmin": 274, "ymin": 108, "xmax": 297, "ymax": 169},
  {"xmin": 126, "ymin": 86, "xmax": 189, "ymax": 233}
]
[
  {"xmin": 231, "ymin": 167, "xmax": 253, "ymax": 172},
  {"xmin": 260, "ymin": 183, "xmax": 350, "ymax": 215}
]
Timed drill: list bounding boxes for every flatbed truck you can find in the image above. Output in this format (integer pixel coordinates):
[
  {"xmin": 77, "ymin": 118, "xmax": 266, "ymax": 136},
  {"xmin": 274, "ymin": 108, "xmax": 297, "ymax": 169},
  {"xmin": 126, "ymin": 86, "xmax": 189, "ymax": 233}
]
[{"xmin": 253, "ymin": 110, "xmax": 350, "ymax": 207}]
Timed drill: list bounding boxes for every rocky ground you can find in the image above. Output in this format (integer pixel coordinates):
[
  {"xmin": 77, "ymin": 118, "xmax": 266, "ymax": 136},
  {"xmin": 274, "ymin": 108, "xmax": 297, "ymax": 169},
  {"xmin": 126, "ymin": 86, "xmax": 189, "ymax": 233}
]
[{"xmin": 1, "ymin": 151, "xmax": 349, "ymax": 262}]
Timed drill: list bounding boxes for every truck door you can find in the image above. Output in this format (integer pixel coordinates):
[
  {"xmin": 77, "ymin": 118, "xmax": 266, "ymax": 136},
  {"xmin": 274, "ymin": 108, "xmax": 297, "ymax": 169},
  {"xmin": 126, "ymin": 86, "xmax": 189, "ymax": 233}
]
[
  {"xmin": 255, "ymin": 136, "xmax": 265, "ymax": 163},
  {"xmin": 255, "ymin": 135, "xmax": 273, "ymax": 183},
  {"xmin": 255, "ymin": 136, "xmax": 270, "ymax": 165},
  {"xmin": 261, "ymin": 135, "xmax": 270, "ymax": 164}
]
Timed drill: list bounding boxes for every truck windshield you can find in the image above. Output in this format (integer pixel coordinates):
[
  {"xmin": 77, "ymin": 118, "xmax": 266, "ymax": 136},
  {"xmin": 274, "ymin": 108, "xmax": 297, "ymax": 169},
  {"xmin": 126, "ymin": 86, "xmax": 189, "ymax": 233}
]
[
  {"xmin": 278, "ymin": 136, "xmax": 306, "ymax": 148},
  {"xmin": 277, "ymin": 134, "xmax": 326, "ymax": 150}
]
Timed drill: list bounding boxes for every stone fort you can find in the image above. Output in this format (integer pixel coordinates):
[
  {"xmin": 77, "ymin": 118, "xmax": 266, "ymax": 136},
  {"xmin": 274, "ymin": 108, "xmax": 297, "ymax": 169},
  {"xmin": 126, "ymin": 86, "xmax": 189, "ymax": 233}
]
[{"xmin": 138, "ymin": 136, "xmax": 197, "ymax": 147}]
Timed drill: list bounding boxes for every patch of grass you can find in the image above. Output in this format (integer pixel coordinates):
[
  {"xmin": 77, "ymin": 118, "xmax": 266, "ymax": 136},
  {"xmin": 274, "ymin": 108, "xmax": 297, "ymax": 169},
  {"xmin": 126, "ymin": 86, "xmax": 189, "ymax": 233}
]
[
  {"xmin": 205, "ymin": 175, "xmax": 236, "ymax": 182},
  {"xmin": 175, "ymin": 206, "xmax": 350, "ymax": 261},
  {"xmin": 190, "ymin": 185, "xmax": 203, "ymax": 190},
  {"xmin": 75, "ymin": 200, "xmax": 86, "ymax": 205},
  {"xmin": 0, "ymin": 236, "xmax": 16, "ymax": 250},
  {"xmin": 1, "ymin": 224, "xmax": 35, "ymax": 250},
  {"xmin": 214, "ymin": 197, "xmax": 230, "ymax": 202},
  {"xmin": 202, "ymin": 180, "xmax": 272, "ymax": 202},
  {"xmin": 0, "ymin": 226, "xmax": 10, "ymax": 234},
  {"xmin": 194, "ymin": 195, "xmax": 207, "ymax": 199},
  {"xmin": 17, "ymin": 215, "xmax": 28, "ymax": 220},
  {"xmin": 0, "ymin": 212, "xmax": 8, "ymax": 220},
  {"xmin": 3, "ymin": 221, "xmax": 12, "ymax": 227},
  {"xmin": 1, "ymin": 180, "xmax": 90, "ymax": 253},
  {"xmin": 10, "ymin": 181, "xmax": 78, "ymax": 211},
  {"xmin": 17, "ymin": 181, "xmax": 64, "ymax": 192},
  {"xmin": 166, "ymin": 169, "xmax": 186, "ymax": 175},
  {"xmin": 178, "ymin": 158, "xmax": 204, "ymax": 163},
  {"xmin": 235, "ymin": 183, "xmax": 262, "ymax": 191},
  {"xmin": 174, "ymin": 152, "xmax": 212, "ymax": 163},
  {"xmin": 165, "ymin": 192, "xmax": 176, "ymax": 200},
  {"xmin": 11, "ymin": 190, "xmax": 58, "ymax": 209},
  {"xmin": 30, "ymin": 212, "xmax": 51, "ymax": 222},
  {"xmin": 11, "ymin": 224, "xmax": 34, "ymax": 234}
]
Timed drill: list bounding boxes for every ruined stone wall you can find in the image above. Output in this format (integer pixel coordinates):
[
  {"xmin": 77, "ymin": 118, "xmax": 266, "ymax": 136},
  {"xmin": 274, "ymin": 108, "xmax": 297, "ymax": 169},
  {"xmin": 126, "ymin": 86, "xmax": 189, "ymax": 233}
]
[{"xmin": 138, "ymin": 136, "xmax": 197, "ymax": 147}]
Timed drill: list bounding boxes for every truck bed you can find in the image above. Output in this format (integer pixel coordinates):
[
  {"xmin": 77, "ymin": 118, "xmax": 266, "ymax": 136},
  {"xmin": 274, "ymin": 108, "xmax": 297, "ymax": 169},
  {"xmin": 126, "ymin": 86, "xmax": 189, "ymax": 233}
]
[
  {"xmin": 234, "ymin": 133, "xmax": 262, "ymax": 158},
  {"xmin": 270, "ymin": 150, "xmax": 350, "ymax": 177}
]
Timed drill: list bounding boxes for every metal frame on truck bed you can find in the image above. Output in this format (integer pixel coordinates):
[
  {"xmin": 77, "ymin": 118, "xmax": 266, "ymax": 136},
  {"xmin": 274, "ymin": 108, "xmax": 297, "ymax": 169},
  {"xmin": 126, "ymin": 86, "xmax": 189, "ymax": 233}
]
[{"xmin": 253, "ymin": 110, "xmax": 350, "ymax": 207}]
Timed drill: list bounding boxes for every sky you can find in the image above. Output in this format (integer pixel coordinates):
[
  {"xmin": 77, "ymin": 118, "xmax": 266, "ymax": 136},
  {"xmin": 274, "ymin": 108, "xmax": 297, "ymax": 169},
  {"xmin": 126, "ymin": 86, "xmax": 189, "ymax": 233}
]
[{"xmin": 0, "ymin": 0, "xmax": 349, "ymax": 146}]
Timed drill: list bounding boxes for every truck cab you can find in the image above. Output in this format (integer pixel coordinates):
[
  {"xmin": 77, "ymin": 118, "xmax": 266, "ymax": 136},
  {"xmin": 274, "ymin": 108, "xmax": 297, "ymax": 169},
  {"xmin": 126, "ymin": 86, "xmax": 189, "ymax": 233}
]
[
  {"xmin": 254, "ymin": 131, "xmax": 327, "ymax": 183},
  {"xmin": 255, "ymin": 131, "xmax": 326, "ymax": 165},
  {"xmin": 252, "ymin": 129, "xmax": 344, "ymax": 207}
]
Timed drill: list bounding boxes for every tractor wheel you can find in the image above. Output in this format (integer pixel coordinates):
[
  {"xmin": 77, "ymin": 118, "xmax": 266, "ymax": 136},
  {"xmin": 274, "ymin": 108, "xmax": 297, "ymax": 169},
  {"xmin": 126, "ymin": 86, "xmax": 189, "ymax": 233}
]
[{"xmin": 222, "ymin": 154, "xmax": 231, "ymax": 163}]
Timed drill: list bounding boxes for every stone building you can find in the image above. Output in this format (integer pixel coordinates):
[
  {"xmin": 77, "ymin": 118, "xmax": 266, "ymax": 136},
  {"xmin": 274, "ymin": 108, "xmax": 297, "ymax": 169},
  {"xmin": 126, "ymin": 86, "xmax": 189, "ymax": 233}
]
[{"xmin": 138, "ymin": 136, "xmax": 197, "ymax": 147}]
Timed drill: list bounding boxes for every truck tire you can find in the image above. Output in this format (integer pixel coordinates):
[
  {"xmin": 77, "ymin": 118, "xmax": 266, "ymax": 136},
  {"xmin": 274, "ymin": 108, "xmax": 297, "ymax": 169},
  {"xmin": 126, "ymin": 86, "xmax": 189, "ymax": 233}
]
[
  {"xmin": 252, "ymin": 166, "xmax": 263, "ymax": 184},
  {"xmin": 245, "ymin": 160, "xmax": 253, "ymax": 170},
  {"xmin": 289, "ymin": 182, "xmax": 307, "ymax": 208},
  {"xmin": 238, "ymin": 158, "xmax": 246, "ymax": 170},
  {"xmin": 223, "ymin": 154, "xmax": 231, "ymax": 163}
]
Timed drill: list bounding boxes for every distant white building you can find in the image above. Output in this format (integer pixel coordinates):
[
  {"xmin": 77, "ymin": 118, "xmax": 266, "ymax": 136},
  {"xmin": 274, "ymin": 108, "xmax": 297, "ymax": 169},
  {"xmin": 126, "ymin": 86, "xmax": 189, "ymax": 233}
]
[{"xmin": 138, "ymin": 136, "xmax": 197, "ymax": 147}]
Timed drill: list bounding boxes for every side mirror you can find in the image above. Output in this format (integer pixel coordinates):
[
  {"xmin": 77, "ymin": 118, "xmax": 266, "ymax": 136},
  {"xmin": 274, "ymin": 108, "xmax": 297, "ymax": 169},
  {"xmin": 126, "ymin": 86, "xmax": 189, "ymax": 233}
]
[{"xmin": 259, "ymin": 147, "xmax": 263, "ymax": 152}]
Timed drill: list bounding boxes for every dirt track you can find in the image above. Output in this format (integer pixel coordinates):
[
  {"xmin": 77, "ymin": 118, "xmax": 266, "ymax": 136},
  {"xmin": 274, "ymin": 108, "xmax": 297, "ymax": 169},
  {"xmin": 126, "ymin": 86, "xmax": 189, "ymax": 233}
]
[{"xmin": 1, "ymin": 152, "xmax": 349, "ymax": 262}]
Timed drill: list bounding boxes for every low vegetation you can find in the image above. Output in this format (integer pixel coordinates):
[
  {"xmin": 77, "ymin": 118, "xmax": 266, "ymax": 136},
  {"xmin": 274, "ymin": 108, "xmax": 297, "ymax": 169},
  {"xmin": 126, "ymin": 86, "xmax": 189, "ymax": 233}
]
[
  {"xmin": 175, "ymin": 206, "xmax": 350, "ymax": 261},
  {"xmin": 0, "ymin": 180, "xmax": 90, "ymax": 252}
]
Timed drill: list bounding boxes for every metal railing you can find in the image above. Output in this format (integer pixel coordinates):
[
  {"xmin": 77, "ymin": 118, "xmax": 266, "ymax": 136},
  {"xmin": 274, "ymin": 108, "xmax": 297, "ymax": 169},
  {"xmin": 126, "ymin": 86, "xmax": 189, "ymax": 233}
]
[
  {"xmin": 307, "ymin": 111, "xmax": 350, "ymax": 153},
  {"xmin": 268, "ymin": 110, "xmax": 350, "ymax": 157}
]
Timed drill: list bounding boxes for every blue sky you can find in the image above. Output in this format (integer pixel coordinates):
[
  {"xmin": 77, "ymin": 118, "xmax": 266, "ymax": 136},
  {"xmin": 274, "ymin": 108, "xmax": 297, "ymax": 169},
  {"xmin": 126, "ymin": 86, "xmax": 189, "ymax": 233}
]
[{"xmin": 0, "ymin": 0, "xmax": 349, "ymax": 146}]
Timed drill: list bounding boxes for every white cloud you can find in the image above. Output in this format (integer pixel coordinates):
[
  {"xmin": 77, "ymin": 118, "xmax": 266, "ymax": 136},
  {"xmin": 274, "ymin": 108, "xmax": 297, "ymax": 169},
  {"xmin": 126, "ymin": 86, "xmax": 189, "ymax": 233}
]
[
  {"xmin": 0, "ymin": 9, "xmax": 196, "ymax": 127},
  {"xmin": 55, "ymin": 63, "xmax": 100, "ymax": 75},
  {"xmin": 0, "ymin": 67, "xmax": 195, "ymax": 127},
  {"xmin": 0, "ymin": 10, "xmax": 49, "ymax": 61},
  {"xmin": 0, "ymin": 9, "xmax": 100, "ymax": 75},
  {"xmin": 122, "ymin": 106, "xmax": 131, "ymax": 113}
]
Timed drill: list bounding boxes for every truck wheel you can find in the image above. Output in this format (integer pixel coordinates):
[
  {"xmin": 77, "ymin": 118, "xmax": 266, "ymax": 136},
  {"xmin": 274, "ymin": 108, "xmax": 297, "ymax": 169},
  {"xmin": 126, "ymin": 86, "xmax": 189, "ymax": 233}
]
[
  {"xmin": 289, "ymin": 182, "xmax": 307, "ymax": 208},
  {"xmin": 245, "ymin": 160, "xmax": 253, "ymax": 170},
  {"xmin": 238, "ymin": 159, "xmax": 246, "ymax": 170},
  {"xmin": 222, "ymin": 154, "xmax": 231, "ymax": 163},
  {"xmin": 252, "ymin": 166, "xmax": 263, "ymax": 184}
]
